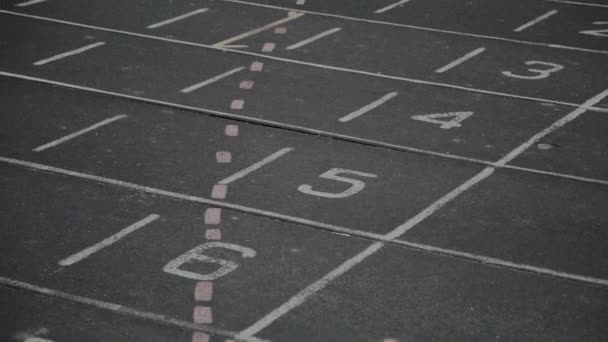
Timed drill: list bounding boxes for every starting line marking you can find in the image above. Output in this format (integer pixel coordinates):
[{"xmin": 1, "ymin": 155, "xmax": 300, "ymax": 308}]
[
  {"xmin": 58, "ymin": 214, "xmax": 160, "ymax": 266},
  {"xmin": 218, "ymin": 147, "xmax": 294, "ymax": 185},
  {"xmin": 180, "ymin": 67, "xmax": 245, "ymax": 93},
  {"xmin": 374, "ymin": 0, "xmax": 412, "ymax": 14},
  {"xmin": 146, "ymin": 8, "xmax": 209, "ymax": 30},
  {"xmin": 286, "ymin": 27, "xmax": 342, "ymax": 50},
  {"xmin": 513, "ymin": 10, "xmax": 559, "ymax": 32},
  {"xmin": 435, "ymin": 47, "xmax": 486, "ymax": 73},
  {"xmin": 338, "ymin": 92, "xmax": 398, "ymax": 123},
  {"xmin": 32, "ymin": 114, "xmax": 127, "ymax": 152},
  {"xmin": 33, "ymin": 42, "xmax": 105, "ymax": 66}
]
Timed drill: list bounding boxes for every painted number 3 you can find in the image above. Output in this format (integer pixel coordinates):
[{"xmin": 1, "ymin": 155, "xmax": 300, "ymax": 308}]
[
  {"xmin": 502, "ymin": 61, "xmax": 564, "ymax": 80},
  {"xmin": 298, "ymin": 168, "xmax": 377, "ymax": 199}
]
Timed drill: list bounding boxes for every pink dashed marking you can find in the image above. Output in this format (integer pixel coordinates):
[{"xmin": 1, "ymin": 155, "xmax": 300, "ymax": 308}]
[
  {"xmin": 288, "ymin": 10, "xmax": 300, "ymax": 17},
  {"xmin": 230, "ymin": 99, "xmax": 245, "ymax": 109},
  {"xmin": 262, "ymin": 42, "xmax": 276, "ymax": 52},
  {"xmin": 211, "ymin": 184, "xmax": 228, "ymax": 199},
  {"xmin": 193, "ymin": 306, "xmax": 213, "ymax": 324},
  {"xmin": 204, "ymin": 208, "xmax": 222, "ymax": 224},
  {"xmin": 296, "ymin": 0, "xmax": 306, "ymax": 5},
  {"xmin": 250, "ymin": 61, "xmax": 264, "ymax": 71},
  {"xmin": 225, "ymin": 124, "xmax": 239, "ymax": 136},
  {"xmin": 205, "ymin": 228, "xmax": 222, "ymax": 240},
  {"xmin": 216, "ymin": 151, "xmax": 232, "ymax": 163},
  {"xmin": 239, "ymin": 80, "xmax": 255, "ymax": 90},
  {"xmin": 195, "ymin": 282, "xmax": 214, "ymax": 301},
  {"xmin": 192, "ymin": 332, "xmax": 210, "ymax": 342},
  {"xmin": 274, "ymin": 27, "xmax": 287, "ymax": 34}
]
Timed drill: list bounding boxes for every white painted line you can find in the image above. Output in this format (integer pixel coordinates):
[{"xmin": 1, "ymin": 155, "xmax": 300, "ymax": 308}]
[
  {"xmin": 0, "ymin": 277, "xmax": 267, "ymax": 342},
  {"xmin": 338, "ymin": 92, "xmax": 398, "ymax": 122},
  {"xmin": 218, "ymin": 148, "xmax": 293, "ymax": 185},
  {"xmin": 14, "ymin": 0, "xmax": 48, "ymax": 7},
  {"xmin": 513, "ymin": 10, "xmax": 558, "ymax": 32},
  {"xmin": 58, "ymin": 214, "xmax": 160, "ymax": 266},
  {"xmin": 543, "ymin": 0, "xmax": 608, "ymax": 8},
  {"xmin": 286, "ymin": 27, "xmax": 341, "ymax": 50},
  {"xmin": 212, "ymin": 13, "xmax": 304, "ymax": 47},
  {"xmin": 32, "ymin": 114, "xmax": 127, "ymax": 152},
  {"xmin": 146, "ymin": 8, "xmax": 208, "ymax": 29},
  {"xmin": 33, "ymin": 42, "xmax": 105, "ymax": 66},
  {"xmin": 374, "ymin": 0, "xmax": 411, "ymax": 14},
  {"xmin": 180, "ymin": 67, "xmax": 245, "ymax": 93},
  {"xmin": 434, "ymin": 47, "xmax": 486, "ymax": 73}
]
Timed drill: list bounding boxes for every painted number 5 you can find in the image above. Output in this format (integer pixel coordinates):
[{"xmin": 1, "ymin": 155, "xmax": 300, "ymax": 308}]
[
  {"xmin": 298, "ymin": 168, "xmax": 377, "ymax": 199},
  {"xmin": 502, "ymin": 61, "xmax": 564, "ymax": 80}
]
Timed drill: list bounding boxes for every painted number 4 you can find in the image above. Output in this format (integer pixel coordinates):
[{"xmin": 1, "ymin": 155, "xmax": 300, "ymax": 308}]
[
  {"xmin": 411, "ymin": 111, "xmax": 473, "ymax": 129},
  {"xmin": 298, "ymin": 168, "xmax": 377, "ymax": 199}
]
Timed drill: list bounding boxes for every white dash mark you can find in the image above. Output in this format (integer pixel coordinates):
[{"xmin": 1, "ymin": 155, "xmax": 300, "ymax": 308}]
[
  {"xmin": 296, "ymin": 0, "xmax": 306, "ymax": 5},
  {"xmin": 286, "ymin": 27, "xmax": 341, "ymax": 50},
  {"xmin": 434, "ymin": 47, "xmax": 486, "ymax": 73},
  {"xmin": 146, "ymin": 8, "xmax": 208, "ymax": 29},
  {"xmin": 33, "ymin": 42, "xmax": 105, "ymax": 66},
  {"xmin": 374, "ymin": 0, "xmax": 412, "ymax": 14},
  {"xmin": 338, "ymin": 92, "xmax": 398, "ymax": 122},
  {"xmin": 542, "ymin": 0, "xmax": 608, "ymax": 8},
  {"xmin": 180, "ymin": 67, "xmax": 245, "ymax": 93},
  {"xmin": 218, "ymin": 148, "xmax": 293, "ymax": 185},
  {"xmin": 58, "ymin": 214, "xmax": 160, "ymax": 266},
  {"xmin": 513, "ymin": 10, "xmax": 559, "ymax": 32},
  {"xmin": 33, "ymin": 114, "xmax": 127, "ymax": 152},
  {"xmin": 212, "ymin": 13, "xmax": 304, "ymax": 48},
  {"xmin": 14, "ymin": 0, "xmax": 48, "ymax": 7},
  {"xmin": 261, "ymin": 42, "xmax": 276, "ymax": 52}
]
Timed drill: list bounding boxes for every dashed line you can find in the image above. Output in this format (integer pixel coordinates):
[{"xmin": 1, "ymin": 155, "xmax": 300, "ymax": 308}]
[
  {"xmin": 193, "ymin": 306, "xmax": 213, "ymax": 324},
  {"xmin": 261, "ymin": 42, "xmax": 276, "ymax": 52},
  {"xmin": 239, "ymin": 80, "xmax": 255, "ymax": 90},
  {"xmin": 218, "ymin": 148, "xmax": 294, "ymax": 185},
  {"xmin": 274, "ymin": 27, "xmax": 287, "ymax": 34},
  {"xmin": 513, "ymin": 10, "xmax": 559, "ymax": 32},
  {"xmin": 338, "ymin": 92, "xmax": 398, "ymax": 123},
  {"xmin": 192, "ymin": 332, "xmax": 210, "ymax": 342},
  {"xmin": 249, "ymin": 61, "xmax": 264, "ymax": 72},
  {"xmin": 434, "ymin": 47, "xmax": 486, "ymax": 73},
  {"xmin": 211, "ymin": 184, "xmax": 228, "ymax": 199},
  {"xmin": 14, "ymin": 0, "xmax": 48, "ymax": 7},
  {"xmin": 374, "ymin": 0, "xmax": 412, "ymax": 14},
  {"xmin": 204, "ymin": 208, "xmax": 223, "ymax": 225},
  {"xmin": 216, "ymin": 151, "xmax": 233, "ymax": 163},
  {"xmin": 146, "ymin": 8, "xmax": 208, "ymax": 29},
  {"xmin": 205, "ymin": 229, "xmax": 223, "ymax": 240},
  {"xmin": 180, "ymin": 67, "xmax": 245, "ymax": 93},
  {"xmin": 32, "ymin": 114, "xmax": 127, "ymax": 152},
  {"xmin": 286, "ymin": 27, "xmax": 342, "ymax": 50},
  {"xmin": 195, "ymin": 282, "xmax": 214, "ymax": 301},
  {"xmin": 33, "ymin": 42, "xmax": 105, "ymax": 66},
  {"xmin": 212, "ymin": 13, "xmax": 304, "ymax": 48},
  {"xmin": 225, "ymin": 125, "xmax": 240, "ymax": 136},
  {"xmin": 296, "ymin": 0, "xmax": 306, "ymax": 5},
  {"xmin": 230, "ymin": 99, "xmax": 245, "ymax": 110},
  {"xmin": 543, "ymin": 0, "xmax": 608, "ymax": 8}
]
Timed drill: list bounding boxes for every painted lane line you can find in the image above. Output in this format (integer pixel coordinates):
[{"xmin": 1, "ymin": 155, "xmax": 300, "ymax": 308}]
[
  {"xmin": 374, "ymin": 0, "xmax": 412, "ymax": 14},
  {"xmin": 3, "ymin": 74, "xmax": 608, "ymax": 188},
  {"xmin": 218, "ymin": 0, "xmax": 608, "ymax": 55},
  {"xmin": 204, "ymin": 208, "xmax": 222, "ymax": 224},
  {"xmin": 24, "ymin": 338, "xmax": 54, "ymax": 342},
  {"xmin": 543, "ymin": 0, "xmax": 608, "ymax": 8},
  {"xmin": 218, "ymin": 148, "xmax": 294, "ymax": 185},
  {"xmin": 212, "ymin": 13, "xmax": 304, "ymax": 47},
  {"xmin": 211, "ymin": 184, "xmax": 228, "ymax": 199},
  {"xmin": 33, "ymin": 42, "xmax": 105, "ymax": 66},
  {"xmin": 274, "ymin": 27, "xmax": 287, "ymax": 34},
  {"xmin": 225, "ymin": 125, "xmax": 239, "ymax": 136},
  {"xmin": 1, "ymin": 155, "xmax": 607, "ymax": 288},
  {"xmin": 235, "ymin": 88, "xmax": 608, "ymax": 338},
  {"xmin": 434, "ymin": 47, "xmax": 486, "ymax": 73},
  {"xmin": 261, "ymin": 42, "xmax": 276, "ymax": 52},
  {"xmin": 58, "ymin": 214, "xmax": 159, "ymax": 266},
  {"xmin": 230, "ymin": 99, "xmax": 245, "ymax": 110},
  {"xmin": 14, "ymin": 0, "xmax": 48, "ymax": 7},
  {"xmin": 195, "ymin": 282, "xmax": 214, "ymax": 301},
  {"xmin": 286, "ymin": 27, "xmax": 341, "ymax": 50},
  {"xmin": 180, "ymin": 67, "xmax": 245, "ymax": 93},
  {"xmin": 194, "ymin": 306, "xmax": 213, "ymax": 324},
  {"xmin": 146, "ymin": 8, "xmax": 208, "ymax": 29},
  {"xmin": 216, "ymin": 151, "xmax": 233, "ymax": 163},
  {"xmin": 192, "ymin": 332, "xmax": 210, "ymax": 342},
  {"xmin": 32, "ymin": 114, "xmax": 127, "ymax": 152},
  {"xmin": 239, "ymin": 80, "xmax": 254, "ymax": 89},
  {"xmin": 205, "ymin": 229, "xmax": 222, "ymax": 240},
  {"xmin": 513, "ymin": 10, "xmax": 559, "ymax": 32},
  {"xmin": 0, "ymin": 277, "xmax": 267, "ymax": 341},
  {"xmin": 250, "ymin": 62, "xmax": 264, "ymax": 71},
  {"xmin": 338, "ymin": 92, "xmax": 398, "ymax": 122},
  {"xmin": 4, "ymin": 12, "xmax": 608, "ymax": 108}
]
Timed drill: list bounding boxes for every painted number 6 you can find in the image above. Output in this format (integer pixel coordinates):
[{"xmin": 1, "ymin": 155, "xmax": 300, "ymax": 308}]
[
  {"xmin": 298, "ymin": 168, "xmax": 377, "ymax": 199},
  {"xmin": 502, "ymin": 61, "xmax": 564, "ymax": 80}
]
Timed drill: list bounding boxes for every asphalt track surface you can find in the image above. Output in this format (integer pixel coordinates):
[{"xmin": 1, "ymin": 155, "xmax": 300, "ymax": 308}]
[{"xmin": 0, "ymin": 0, "xmax": 607, "ymax": 341}]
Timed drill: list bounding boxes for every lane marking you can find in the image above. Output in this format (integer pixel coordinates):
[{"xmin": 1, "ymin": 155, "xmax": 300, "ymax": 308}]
[
  {"xmin": 0, "ymin": 277, "xmax": 267, "ymax": 342},
  {"xmin": 543, "ymin": 0, "xmax": 608, "ymax": 8},
  {"xmin": 32, "ymin": 114, "xmax": 127, "ymax": 152},
  {"xmin": 261, "ymin": 42, "xmax": 276, "ymax": 52},
  {"xmin": 14, "ymin": 0, "xmax": 48, "ymax": 7},
  {"xmin": 211, "ymin": 184, "xmax": 228, "ymax": 199},
  {"xmin": 204, "ymin": 208, "xmax": 222, "ymax": 224},
  {"xmin": 216, "ymin": 151, "xmax": 233, "ymax": 163},
  {"xmin": 338, "ymin": 92, "xmax": 398, "ymax": 123},
  {"xmin": 239, "ymin": 80, "xmax": 254, "ymax": 89},
  {"xmin": 434, "ymin": 47, "xmax": 486, "ymax": 73},
  {"xmin": 146, "ymin": 8, "xmax": 208, "ymax": 29},
  {"xmin": 286, "ymin": 27, "xmax": 341, "ymax": 50},
  {"xmin": 180, "ymin": 67, "xmax": 245, "ymax": 93},
  {"xmin": 193, "ymin": 306, "xmax": 213, "ymax": 324},
  {"xmin": 212, "ymin": 13, "xmax": 304, "ymax": 48},
  {"xmin": 33, "ymin": 42, "xmax": 105, "ymax": 66},
  {"xmin": 249, "ymin": 62, "xmax": 264, "ymax": 71},
  {"xmin": 274, "ymin": 27, "xmax": 287, "ymax": 34},
  {"xmin": 296, "ymin": 0, "xmax": 306, "ymax": 5},
  {"xmin": 192, "ymin": 332, "xmax": 210, "ymax": 342},
  {"xmin": 230, "ymin": 99, "xmax": 245, "ymax": 110},
  {"xmin": 218, "ymin": 148, "xmax": 293, "ymax": 185},
  {"xmin": 58, "ymin": 214, "xmax": 160, "ymax": 267},
  {"xmin": 235, "ymin": 88, "xmax": 608, "ymax": 338},
  {"xmin": 225, "ymin": 125, "xmax": 239, "ymax": 136},
  {"xmin": 374, "ymin": 0, "xmax": 412, "ymax": 14},
  {"xmin": 195, "ymin": 282, "xmax": 214, "ymax": 301},
  {"xmin": 205, "ymin": 229, "xmax": 222, "ymax": 240},
  {"xmin": 513, "ymin": 10, "xmax": 559, "ymax": 32},
  {"xmin": 217, "ymin": 0, "xmax": 608, "ymax": 55}
]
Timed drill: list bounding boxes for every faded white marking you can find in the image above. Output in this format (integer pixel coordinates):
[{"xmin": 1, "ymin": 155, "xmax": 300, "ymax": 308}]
[
  {"xmin": 514, "ymin": 10, "xmax": 558, "ymax": 32},
  {"xmin": 274, "ymin": 27, "xmax": 287, "ymax": 34},
  {"xmin": 338, "ymin": 92, "xmax": 398, "ymax": 122},
  {"xmin": 146, "ymin": 8, "xmax": 208, "ymax": 29},
  {"xmin": 230, "ymin": 99, "xmax": 245, "ymax": 110},
  {"xmin": 211, "ymin": 184, "xmax": 228, "ymax": 199},
  {"xmin": 410, "ymin": 111, "xmax": 473, "ymax": 129},
  {"xmin": 250, "ymin": 61, "xmax": 264, "ymax": 71},
  {"xmin": 180, "ymin": 67, "xmax": 245, "ymax": 93},
  {"xmin": 33, "ymin": 42, "xmax": 105, "ymax": 66},
  {"xmin": 212, "ymin": 13, "xmax": 304, "ymax": 47},
  {"xmin": 286, "ymin": 27, "xmax": 341, "ymax": 50},
  {"xmin": 434, "ymin": 47, "xmax": 486, "ymax": 73},
  {"xmin": 216, "ymin": 151, "xmax": 233, "ymax": 163},
  {"xmin": 543, "ymin": 0, "xmax": 608, "ymax": 8},
  {"xmin": 502, "ymin": 61, "xmax": 564, "ymax": 80},
  {"xmin": 15, "ymin": 0, "xmax": 48, "ymax": 7},
  {"xmin": 296, "ymin": 0, "xmax": 306, "ymax": 5},
  {"xmin": 261, "ymin": 42, "xmax": 276, "ymax": 52},
  {"xmin": 33, "ymin": 114, "xmax": 127, "ymax": 152},
  {"xmin": 218, "ymin": 148, "xmax": 293, "ymax": 185},
  {"xmin": 58, "ymin": 214, "xmax": 160, "ymax": 266},
  {"xmin": 374, "ymin": 0, "xmax": 411, "ymax": 14},
  {"xmin": 225, "ymin": 125, "xmax": 239, "ymax": 136}
]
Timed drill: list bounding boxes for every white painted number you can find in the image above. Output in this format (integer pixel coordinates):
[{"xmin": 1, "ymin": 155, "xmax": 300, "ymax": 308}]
[
  {"xmin": 163, "ymin": 242, "xmax": 256, "ymax": 280},
  {"xmin": 298, "ymin": 168, "xmax": 377, "ymax": 199},
  {"xmin": 502, "ymin": 61, "xmax": 564, "ymax": 80},
  {"xmin": 580, "ymin": 21, "xmax": 608, "ymax": 37},
  {"xmin": 411, "ymin": 111, "xmax": 473, "ymax": 129}
]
